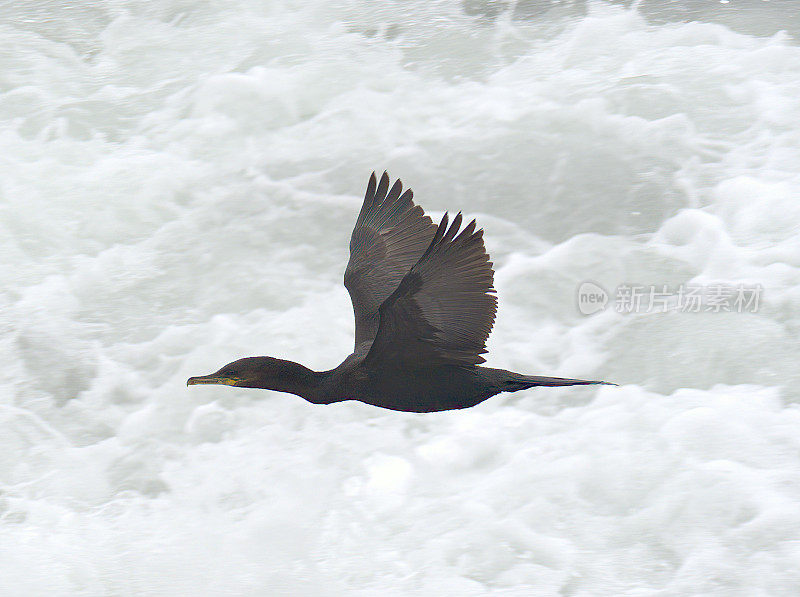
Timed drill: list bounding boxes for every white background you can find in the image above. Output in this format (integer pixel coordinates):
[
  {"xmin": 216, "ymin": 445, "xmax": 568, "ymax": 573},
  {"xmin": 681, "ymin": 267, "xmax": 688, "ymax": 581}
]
[{"xmin": 1, "ymin": 1, "xmax": 799, "ymax": 594}]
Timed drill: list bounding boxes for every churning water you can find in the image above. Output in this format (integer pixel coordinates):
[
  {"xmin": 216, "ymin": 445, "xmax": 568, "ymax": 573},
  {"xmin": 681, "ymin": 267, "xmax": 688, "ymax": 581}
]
[{"xmin": 1, "ymin": 1, "xmax": 800, "ymax": 594}]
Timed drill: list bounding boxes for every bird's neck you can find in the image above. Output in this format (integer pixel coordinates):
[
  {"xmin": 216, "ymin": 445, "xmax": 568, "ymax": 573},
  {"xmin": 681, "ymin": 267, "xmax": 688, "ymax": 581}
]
[{"xmin": 253, "ymin": 359, "xmax": 334, "ymax": 404}]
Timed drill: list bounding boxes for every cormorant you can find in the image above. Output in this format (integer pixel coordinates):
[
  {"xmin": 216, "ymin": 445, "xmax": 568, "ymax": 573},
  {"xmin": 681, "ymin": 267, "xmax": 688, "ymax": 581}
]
[{"xmin": 187, "ymin": 172, "xmax": 613, "ymax": 412}]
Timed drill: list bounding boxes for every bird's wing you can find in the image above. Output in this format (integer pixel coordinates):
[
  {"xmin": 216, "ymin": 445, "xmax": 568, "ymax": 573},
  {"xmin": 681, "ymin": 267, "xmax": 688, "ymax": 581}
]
[
  {"xmin": 344, "ymin": 172, "xmax": 437, "ymax": 348},
  {"xmin": 364, "ymin": 212, "xmax": 497, "ymax": 369}
]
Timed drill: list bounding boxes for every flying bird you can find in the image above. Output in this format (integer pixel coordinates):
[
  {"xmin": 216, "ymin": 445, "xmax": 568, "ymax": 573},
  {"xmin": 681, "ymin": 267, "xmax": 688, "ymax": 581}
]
[{"xmin": 188, "ymin": 172, "xmax": 613, "ymax": 411}]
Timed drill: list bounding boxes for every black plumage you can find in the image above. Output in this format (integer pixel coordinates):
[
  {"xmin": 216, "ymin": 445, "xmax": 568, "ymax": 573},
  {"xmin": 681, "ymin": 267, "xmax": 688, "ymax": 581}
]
[{"xmin": 187, "ymin": 172, "xmax": 613, "ymax": 412}]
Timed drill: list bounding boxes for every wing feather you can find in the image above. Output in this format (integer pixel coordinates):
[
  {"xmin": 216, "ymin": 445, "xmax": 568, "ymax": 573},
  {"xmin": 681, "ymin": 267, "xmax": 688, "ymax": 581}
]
[
  {"xmin": 364, "ymin": 212, "xmax": 497, "ymax": 368},
  {"xmin": 344, "ymin": 172, "xmax": 437, "ymax": 347}
]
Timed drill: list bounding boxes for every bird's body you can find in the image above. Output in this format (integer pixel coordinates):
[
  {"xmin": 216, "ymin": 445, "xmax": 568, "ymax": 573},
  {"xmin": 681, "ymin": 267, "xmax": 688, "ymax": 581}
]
[{"xmin": 188, "ymin": 173, "xmax": 612, "ymax": 411}]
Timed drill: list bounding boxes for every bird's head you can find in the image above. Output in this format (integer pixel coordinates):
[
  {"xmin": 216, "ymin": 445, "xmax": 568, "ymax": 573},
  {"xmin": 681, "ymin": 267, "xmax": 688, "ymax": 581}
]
[{"xmin": 187, "ymin": 356, "xmax": 314, "ymax": 392}]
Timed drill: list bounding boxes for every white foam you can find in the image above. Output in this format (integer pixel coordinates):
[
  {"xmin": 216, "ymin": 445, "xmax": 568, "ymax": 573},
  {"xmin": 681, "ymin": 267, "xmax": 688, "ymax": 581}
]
[{"xmin": 2, "ymin": 1, "xmax": 800, "ymax": 594}]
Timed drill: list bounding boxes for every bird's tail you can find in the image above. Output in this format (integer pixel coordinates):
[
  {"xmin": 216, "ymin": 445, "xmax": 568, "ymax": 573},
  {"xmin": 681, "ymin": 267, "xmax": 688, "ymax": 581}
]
[{"xmin": 501, "ymin": 372, "xmax": 616, "ymax": 392}]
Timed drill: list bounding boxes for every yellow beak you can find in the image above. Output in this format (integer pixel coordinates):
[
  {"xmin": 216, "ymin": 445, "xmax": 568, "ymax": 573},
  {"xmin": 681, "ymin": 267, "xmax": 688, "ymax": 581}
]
[{"xmin": 186, "ymin": 375, "xmax": 239, "ymax": 386}]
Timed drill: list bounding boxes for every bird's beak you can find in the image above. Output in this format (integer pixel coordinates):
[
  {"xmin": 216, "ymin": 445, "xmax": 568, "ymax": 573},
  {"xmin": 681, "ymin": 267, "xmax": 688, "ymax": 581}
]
[{"xmin": 186, "ymin": 374, "xmax": 239, "ymax": 386}]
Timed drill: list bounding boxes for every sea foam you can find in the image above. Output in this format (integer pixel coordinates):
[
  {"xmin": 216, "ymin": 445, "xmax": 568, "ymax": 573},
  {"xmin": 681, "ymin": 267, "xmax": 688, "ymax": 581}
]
[{"xmin": 1, "ymin": 1, "xmax": 800, "ymax": 595}]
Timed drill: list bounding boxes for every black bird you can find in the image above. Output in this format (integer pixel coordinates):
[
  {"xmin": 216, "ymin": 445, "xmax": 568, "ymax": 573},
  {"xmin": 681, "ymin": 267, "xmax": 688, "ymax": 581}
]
[{"xmin": 187, "ymin": 172, "xmax": 613, "ymax": 412}]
